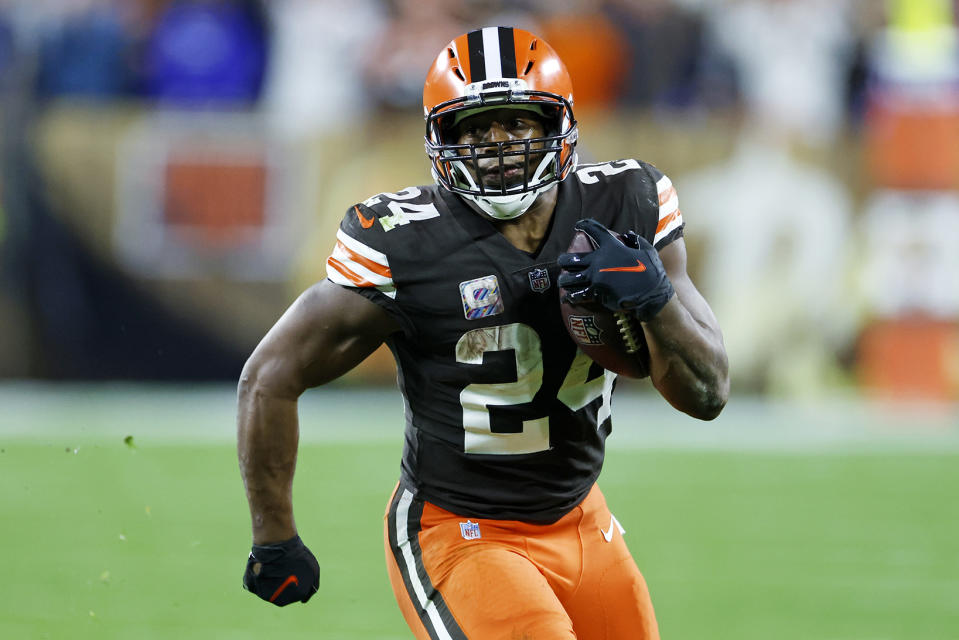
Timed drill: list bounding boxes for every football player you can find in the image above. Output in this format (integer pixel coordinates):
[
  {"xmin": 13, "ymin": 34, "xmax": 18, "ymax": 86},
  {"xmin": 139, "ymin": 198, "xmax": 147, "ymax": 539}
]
[{"xmin": 238, "ymin": 27, "xmax": 729, "ymax": 639}]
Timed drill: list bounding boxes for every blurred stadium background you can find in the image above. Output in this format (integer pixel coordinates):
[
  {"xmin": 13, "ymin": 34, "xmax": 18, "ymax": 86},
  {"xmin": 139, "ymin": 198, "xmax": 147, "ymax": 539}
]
[{"xmin": 1, "ymin": 0, "xmax": 957, "ymax": 638}]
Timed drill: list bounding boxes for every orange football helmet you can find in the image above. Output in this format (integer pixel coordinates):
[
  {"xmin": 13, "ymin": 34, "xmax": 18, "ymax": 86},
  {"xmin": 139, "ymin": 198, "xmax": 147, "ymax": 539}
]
[{"xmin": 423, "ymin": 27, "xmax": 578, "ymax": 219}]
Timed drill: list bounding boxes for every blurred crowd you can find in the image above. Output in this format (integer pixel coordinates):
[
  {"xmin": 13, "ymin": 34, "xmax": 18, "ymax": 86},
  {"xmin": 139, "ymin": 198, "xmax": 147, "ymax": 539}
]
[
  {"xmin": 0, "ymin": 0, "xmax": 880, "ymax": 137},
  {"xmin": 1, "ymin": 0, "xmax": 958, "ymax": 400}
]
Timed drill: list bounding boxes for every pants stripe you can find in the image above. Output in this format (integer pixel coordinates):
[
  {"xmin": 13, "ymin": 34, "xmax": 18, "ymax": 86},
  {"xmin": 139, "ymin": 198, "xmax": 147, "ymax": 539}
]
[{"xmin": 388, "ymin": 487, "xmax": 467, "ymax": 640}]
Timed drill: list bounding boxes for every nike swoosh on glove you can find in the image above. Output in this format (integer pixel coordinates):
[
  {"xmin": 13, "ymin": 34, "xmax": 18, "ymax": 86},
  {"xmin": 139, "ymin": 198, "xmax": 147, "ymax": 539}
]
[
  {"xmin": 243, "ymin": 535, "xmax": 320, "ymax": 606},
  {"xmin": 557, "ymin": 218, "xmax": 674, "ymax": 322}
]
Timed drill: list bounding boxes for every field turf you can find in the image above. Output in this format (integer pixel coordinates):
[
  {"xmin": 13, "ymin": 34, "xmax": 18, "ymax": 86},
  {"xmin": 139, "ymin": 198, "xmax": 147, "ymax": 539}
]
[{"xmin": 1, "ymin": 384, "xmax": 957, "ymax": 639}]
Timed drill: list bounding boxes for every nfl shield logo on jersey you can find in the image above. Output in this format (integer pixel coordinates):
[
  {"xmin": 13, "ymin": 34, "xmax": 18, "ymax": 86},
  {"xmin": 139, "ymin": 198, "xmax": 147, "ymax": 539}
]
[
  {"xmin": 568, "ymin": 315, "xmax": 604, "ymax": 345},
  {"xmin": 528, "ymin": 267, "xmax": 550, "ymax": 293},
  {"xmin": 460, "ymin": 275, "xmax": 505, "ymax": 319},
  {"xmin": 459, "ymin": 520, "xmax": 482, "ymax": 540}
]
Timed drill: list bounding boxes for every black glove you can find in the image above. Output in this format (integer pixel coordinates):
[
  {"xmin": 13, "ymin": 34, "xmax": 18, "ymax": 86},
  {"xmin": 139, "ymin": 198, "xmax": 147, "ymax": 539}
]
[
  {"xmin": 557, "ymin": 218, "xmax": 674, "ymax": 322},
  {"xmin": 243, "ymin": 535, "xmax": 319, "ymax": 606}
]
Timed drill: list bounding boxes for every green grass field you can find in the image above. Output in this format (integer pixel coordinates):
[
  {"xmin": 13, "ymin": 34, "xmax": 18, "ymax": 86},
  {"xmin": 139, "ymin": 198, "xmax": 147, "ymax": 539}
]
[{"xmin": 1, "ymin": 384, "xmax": 957, "ymax": 639}]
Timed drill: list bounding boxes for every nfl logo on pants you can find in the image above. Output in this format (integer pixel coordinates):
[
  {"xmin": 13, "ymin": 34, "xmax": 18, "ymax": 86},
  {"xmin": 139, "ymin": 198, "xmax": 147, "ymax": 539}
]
[{"xmin": 459, "ymin": 520, "xmax": 481, "ymax": 540}]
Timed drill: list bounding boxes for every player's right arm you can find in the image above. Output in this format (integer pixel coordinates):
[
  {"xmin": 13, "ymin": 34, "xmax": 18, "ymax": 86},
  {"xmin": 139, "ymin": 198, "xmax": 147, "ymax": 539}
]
[{"xmin": 237, "ymin": 279, "xmax": 400, "ymax": 545}]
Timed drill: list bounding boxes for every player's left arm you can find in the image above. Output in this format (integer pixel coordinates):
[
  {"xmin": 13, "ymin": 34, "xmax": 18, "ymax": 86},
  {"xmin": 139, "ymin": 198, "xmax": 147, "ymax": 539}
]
[{"xmin": 644, "ymin": 237, "xmax": 729, "ymax": 420}]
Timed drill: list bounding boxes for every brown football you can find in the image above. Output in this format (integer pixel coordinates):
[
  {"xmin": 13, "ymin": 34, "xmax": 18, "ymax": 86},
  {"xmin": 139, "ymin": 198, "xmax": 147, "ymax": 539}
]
[{"xmin": 558, "ymin": 230, "xmax": 651, "ymax": 379}]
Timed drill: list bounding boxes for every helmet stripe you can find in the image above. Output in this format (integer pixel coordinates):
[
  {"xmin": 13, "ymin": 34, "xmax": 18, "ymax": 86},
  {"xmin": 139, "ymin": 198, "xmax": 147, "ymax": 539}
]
[
  {"xmin": 498, "ymin": 27, "xmax": 517, "ymax": 77},
  {"xmin": 465, "ymin": 27, "xmax": 518, "ymax": 83},
  {"xmin": 481, "ymin": 26, "xmax": 502, "ymax": 80},
  {"xmin": 466, "ymin": 30, "xmax": 486, "ymax": 82}
]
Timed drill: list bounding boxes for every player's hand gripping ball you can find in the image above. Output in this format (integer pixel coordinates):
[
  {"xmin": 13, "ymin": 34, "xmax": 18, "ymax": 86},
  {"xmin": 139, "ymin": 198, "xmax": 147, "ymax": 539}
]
[
  {"xmin": 557, "ymin": 219, "xmax": 674, "ymax": 378},
  {"xmin": 243, "ymin": 535, "xmax": 320, "ymax": 606},
  {"xmin": 558, "ymin": 218, "xmax": 674, "ymax": 318}
]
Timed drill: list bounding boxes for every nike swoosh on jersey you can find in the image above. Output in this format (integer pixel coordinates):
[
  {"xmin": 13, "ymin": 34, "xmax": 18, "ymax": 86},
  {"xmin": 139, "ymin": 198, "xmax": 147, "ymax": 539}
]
[
  {"xmin": 354, "ymin": 205, "xmax": 375, "ymax": 229},
  {"xmin": 599, "ymin": 260, "xmax": 647, "ymax": 273}
]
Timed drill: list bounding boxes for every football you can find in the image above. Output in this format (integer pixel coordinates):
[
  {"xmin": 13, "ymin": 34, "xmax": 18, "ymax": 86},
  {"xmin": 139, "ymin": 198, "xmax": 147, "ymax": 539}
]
[{"xmin": 558, "ymin": 230, "xmax": 651, "ymax": 378}]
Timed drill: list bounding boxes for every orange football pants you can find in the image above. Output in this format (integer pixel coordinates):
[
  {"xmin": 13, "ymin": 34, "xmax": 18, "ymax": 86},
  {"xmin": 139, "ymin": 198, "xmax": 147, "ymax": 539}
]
[{"xmin": 384, "ymin": 482, "xmax": 660, "ymax": 639}]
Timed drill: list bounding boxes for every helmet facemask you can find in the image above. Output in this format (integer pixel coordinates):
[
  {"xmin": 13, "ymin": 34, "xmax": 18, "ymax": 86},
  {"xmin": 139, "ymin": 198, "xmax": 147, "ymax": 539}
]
[{"xmin": 425, "ymin": 85, "xmax": 578, "ymax": 220}]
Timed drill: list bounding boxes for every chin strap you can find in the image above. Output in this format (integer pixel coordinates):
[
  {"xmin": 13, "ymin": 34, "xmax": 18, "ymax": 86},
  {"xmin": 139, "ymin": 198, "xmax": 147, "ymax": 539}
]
[
  {"xmin": 464, "ymin": 190, "xmax": 539, "ymax": 220},
  {"xmin": 449, "ymin": 151, "xmax": 557, "ymax": 219}
]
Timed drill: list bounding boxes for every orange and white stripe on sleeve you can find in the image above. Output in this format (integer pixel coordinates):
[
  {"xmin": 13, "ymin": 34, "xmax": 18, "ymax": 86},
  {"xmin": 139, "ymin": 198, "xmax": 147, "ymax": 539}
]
[
  {"xmin": 325, "ymin": 229, "xmax": 396, "ymax": 299},
  {"xmin": 653, "ymin": 174, "xmax": 683, "ymax": 246}
]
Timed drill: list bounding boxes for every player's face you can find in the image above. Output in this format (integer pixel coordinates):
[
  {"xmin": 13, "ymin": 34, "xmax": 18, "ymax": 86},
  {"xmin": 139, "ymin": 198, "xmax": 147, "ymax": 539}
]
[{"xmin": 450, "ymin": 108, "xmax": 548, "ymax": 189}]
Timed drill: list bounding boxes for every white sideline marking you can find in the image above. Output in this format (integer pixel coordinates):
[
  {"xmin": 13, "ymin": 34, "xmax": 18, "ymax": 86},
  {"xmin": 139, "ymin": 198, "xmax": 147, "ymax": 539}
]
[{"xmin": 0, "ymin": 383, "xmax": 956, "ymax": 452}]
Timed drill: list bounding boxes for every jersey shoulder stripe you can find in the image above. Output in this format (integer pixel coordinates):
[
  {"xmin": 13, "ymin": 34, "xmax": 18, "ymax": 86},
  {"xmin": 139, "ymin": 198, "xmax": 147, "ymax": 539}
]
[
  {"xmin": 653, "ymin": 172, "xmax": 683, "ymax": 246},
  {"xmin": 326, "ymin": 228, "xmax": 396, "ymax": 298}
]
